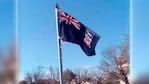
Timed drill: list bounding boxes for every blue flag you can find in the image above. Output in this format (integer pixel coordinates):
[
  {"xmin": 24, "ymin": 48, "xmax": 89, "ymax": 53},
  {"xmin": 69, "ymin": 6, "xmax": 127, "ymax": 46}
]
[{"xmin": 57, "ymin": 9, "xmax": 100, "ymax": 56}]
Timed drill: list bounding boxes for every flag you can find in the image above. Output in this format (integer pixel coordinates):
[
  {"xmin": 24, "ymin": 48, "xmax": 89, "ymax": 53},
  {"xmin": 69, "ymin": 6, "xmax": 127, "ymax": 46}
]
[{"xmin": 57, "ymin": 9, "xmax": 100, "ymax": 56}]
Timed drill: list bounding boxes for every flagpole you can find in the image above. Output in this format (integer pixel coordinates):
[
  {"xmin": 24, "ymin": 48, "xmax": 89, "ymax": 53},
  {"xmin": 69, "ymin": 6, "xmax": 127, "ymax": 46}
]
[{"xmin": 55, "ymin": 4, "xmax": 64, "ymax": 84}]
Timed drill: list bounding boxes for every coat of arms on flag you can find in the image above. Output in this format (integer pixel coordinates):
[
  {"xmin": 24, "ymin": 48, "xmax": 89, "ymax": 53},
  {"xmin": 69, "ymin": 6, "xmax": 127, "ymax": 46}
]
[{"xmin": 84, "ymin": 30, "xmax": 94, "ymax": 48}]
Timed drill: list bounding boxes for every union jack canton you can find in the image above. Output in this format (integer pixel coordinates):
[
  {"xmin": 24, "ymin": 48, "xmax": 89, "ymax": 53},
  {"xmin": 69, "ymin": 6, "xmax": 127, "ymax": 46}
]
[{"xmin": 58, "ymin": 10, "xmax": 80, "ymax": 30}]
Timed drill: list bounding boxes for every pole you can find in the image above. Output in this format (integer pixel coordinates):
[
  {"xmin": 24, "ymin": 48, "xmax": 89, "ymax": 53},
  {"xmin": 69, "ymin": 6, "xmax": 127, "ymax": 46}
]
[{"xmin": 55, "ymin": 4, "xmax": 64, "ymax": 84}]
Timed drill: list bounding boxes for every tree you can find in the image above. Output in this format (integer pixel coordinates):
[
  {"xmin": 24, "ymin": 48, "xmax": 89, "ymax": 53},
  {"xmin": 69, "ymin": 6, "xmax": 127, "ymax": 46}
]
[
  {"xmin": 80, "ymin": 69, "xmax": 92, "ymax": 82},
  {"xmin": 25, "ymin": 67, "xmax": 43, "ymax": 84},
  {"xmin": 73, "ymin": 67, "xmax": 83, "ymax": 83},
  {"xmin": 91, "ymin": 68, "xmax": 104, "ymax": 84},
  {"xmin": 25, "ymin": 66, "xmax": 60, "ymax": 84},
  {"xmin": 64, "ymin": 69, "xmax": 76, "ymax": 83},
  {"xmin": 100, "ymin": 35, "xmax": 129, "ymax": 84},
  {"xmin": 45, "ymin": 66, "xmax": 59, "ymax": 84},
  {"xmin": 19, "ymin": 80, "xmax": 27, "ymax": 84},
  {"xmin": 25, "ymin": 73, "xmax": 33, "ymax": 84},
  {"xmin": 32, "ymin": 67, "xmax": 43, "ymax": 84}
]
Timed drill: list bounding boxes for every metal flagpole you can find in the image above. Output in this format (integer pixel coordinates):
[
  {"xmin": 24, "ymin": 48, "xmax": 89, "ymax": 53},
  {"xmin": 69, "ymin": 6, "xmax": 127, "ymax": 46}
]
[{"xmin": 55, "ymin": 4, "xmax": 64, "ymax": 84}]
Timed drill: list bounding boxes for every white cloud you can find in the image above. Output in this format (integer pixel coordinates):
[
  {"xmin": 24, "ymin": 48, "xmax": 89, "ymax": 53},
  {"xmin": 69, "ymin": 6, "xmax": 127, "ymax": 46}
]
[{"xmin": 76, "ymin": 65, "xmax": 95, "ymax": 69}]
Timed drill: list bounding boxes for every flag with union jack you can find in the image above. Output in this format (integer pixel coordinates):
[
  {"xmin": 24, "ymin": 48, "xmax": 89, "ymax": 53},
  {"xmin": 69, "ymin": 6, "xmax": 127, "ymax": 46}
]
[{"xmin": 57, "ymin": 9, "xmax": 100, "ymax": 56}]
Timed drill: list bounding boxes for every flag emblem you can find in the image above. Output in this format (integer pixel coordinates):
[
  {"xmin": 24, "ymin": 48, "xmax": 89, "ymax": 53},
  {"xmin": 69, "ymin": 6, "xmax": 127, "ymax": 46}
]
[
  {"xmin": 58, "ymin": 10, "xmax": 80, "ymax": 30},
  {"xmin": 84, "ymin": 30, "xmax": 94, "ymax": 48}
]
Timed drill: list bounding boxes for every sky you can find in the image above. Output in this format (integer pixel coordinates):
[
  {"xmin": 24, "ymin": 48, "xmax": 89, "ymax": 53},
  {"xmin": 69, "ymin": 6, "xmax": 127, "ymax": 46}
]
[
  {"xmin": 131, "ymin": 0, "xmax": 149, "ymax": 80},
  {"xmin": 4, "ymin": 0, "xmax": 149, "ymax": 81},
  {"xmin": 0, "ymin": 0, "xmax": 16, "ymax": 53},
  {"xmin": 17, "ymin": 0, "xmax": 130, "ymax": 80},
  {"xmin": 18, "ymin": 0, "xmax": 129, "ymax": 74}
]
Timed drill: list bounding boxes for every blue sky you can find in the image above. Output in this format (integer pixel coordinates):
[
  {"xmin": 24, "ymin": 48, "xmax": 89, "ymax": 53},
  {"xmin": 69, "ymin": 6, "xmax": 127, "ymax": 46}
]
[
  {"xmin": 1, "ymin": 0, "xmax": 141, "ymax": 80},
  {"xmin": 18, "ymin": 0, "xmax": 129, "ymax": 74},
  {"xmin": 131, "ymin": 0, "xmax": 149, "ymax": 79},
  {"xmin": 0, "ymin": 0, "xmax": 16, "ymax": 54}
]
